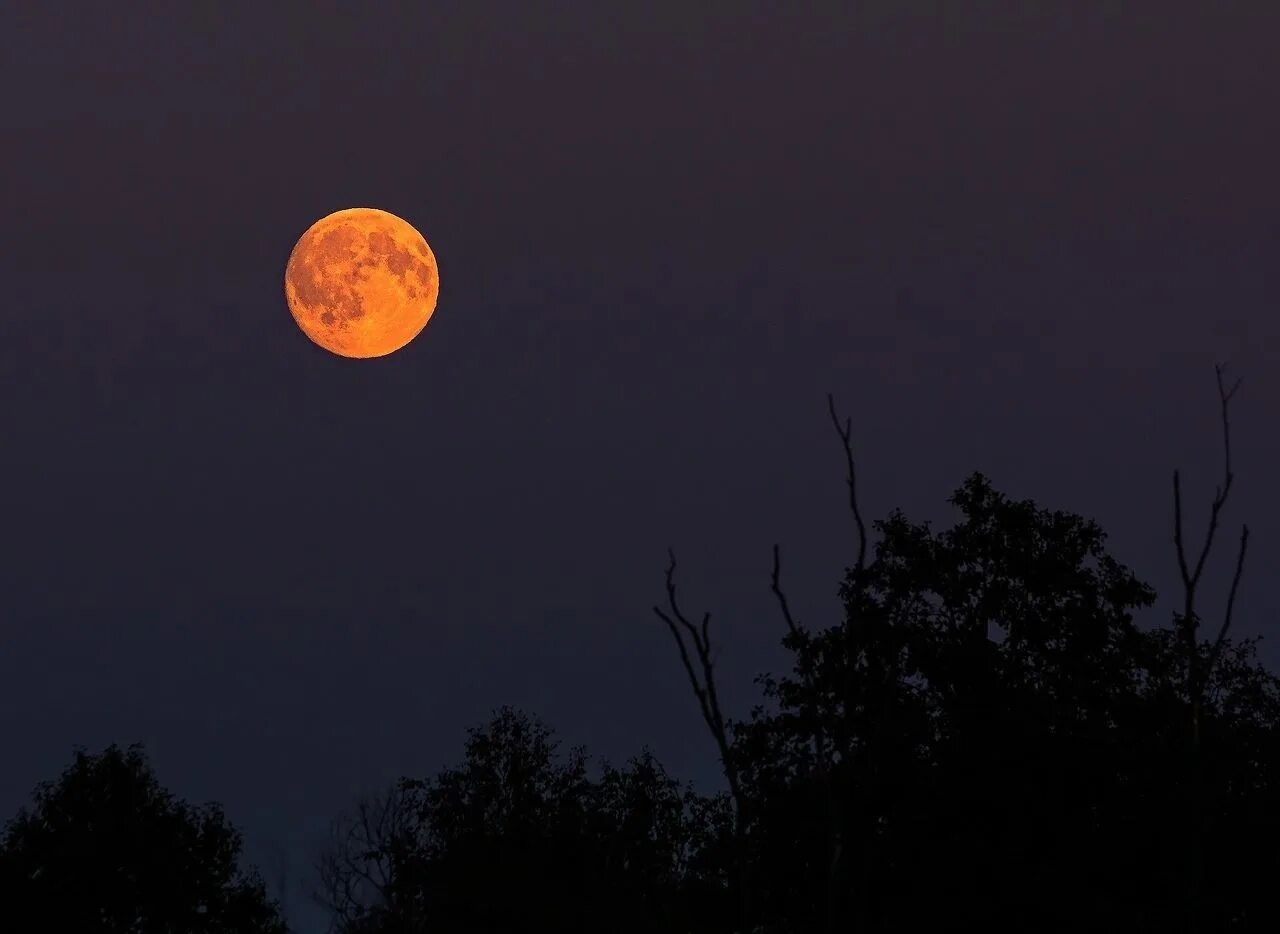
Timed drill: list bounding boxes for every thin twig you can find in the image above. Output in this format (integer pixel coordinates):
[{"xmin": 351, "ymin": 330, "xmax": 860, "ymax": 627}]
[
  {"xmin": 652, "ymin": 548, "xmax": 750, "ymax": 929},
  {"xmin": 828, "ymin": 393, "xmax": 867, "ymax": 573},
  {"xmin": 1205, "ymin": 524, "xmax": 1250, "ymax": 690},
  {"xmin": 770, "ymin": 544, "xmax": 803, "ymax": 642},
  {"xmin": 823, "ymin": 391, "xmax": 874, "ymax": 931},
  {"xmin": 652, "ymin": 550, "xmax": 742, "ymax": 806},
  {"xmin": 1173, "ymin": 363, "xmax": 1247, "ymax": 694}
]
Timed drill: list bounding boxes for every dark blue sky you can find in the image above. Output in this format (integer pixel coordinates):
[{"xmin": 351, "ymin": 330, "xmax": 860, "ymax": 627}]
[{"xmin": 2, "ymin": 2, "xmax": 1277, "ymax": 928}]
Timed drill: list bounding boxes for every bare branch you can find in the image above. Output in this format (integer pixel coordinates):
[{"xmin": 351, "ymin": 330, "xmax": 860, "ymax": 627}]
[
  {"xmin": 1172, "ymin": 363, "xmax": 1247, "ymax": 694},
  {"xmin": 770, "ymin": 544, "xmax": 803, "ymax": 641},
  {"xmin": 652, "ymin": 550, "xmax": 742, "ymax": 808},
  {"xmin": 1173, "ymin": 470, "xmax": 1190, "ymax": 588},
  {"xmin": 1217, "ymin": 362, "xmax": 1243, "ymax": 472},
  {"xmin": 1170, "ymin": 362, "xmax": 1249, "ymax": 934},
  {"xmin": 827, "ymin": 393, "xmax": 868, "ymax": 573},
  {"xmin": 1205, "ymin": 524, "xmax": 1250, "ymax": 689},
  {"xmin": 652, "ymin": 547, "xmax": 751, "ymax": 930}
]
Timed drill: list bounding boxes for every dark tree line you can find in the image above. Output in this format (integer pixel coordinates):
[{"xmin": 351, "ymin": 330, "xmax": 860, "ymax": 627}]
[
  {"xmin": 315, "ymin": 708, "xmax": 736, "ymax": 933},
  {"xmin": 4, "ymin": 367, "xmax": 1278, "ymax": 932},
  {"xmin": 0, "ymin": 744, "xmax": 286, "ymax": 933}
]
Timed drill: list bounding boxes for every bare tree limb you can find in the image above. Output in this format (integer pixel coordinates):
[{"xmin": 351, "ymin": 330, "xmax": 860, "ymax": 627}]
[
  {"xmin": 828, "ymin": 393, "xmax": 868, "ymax": 574},
  {"xmin": 652, "ymin": 548, "xmax": 750, "ymax": 929},
  {"xmin": 1173, "ymin": 362, "xmax": 1248, "ymax": 698},
  {"xmin": 1205, "ymin": 524, "xmax": 1251, "ymax": 693},
  {"xmin": 823, "ymin": 391, "xmax": 879, "ymax": 931},
  {"xmin": 657, "ymin": 395, "xmax": 873, "ymax": 932},
  {"xmin": 652, "ymin": 550, "xmax": 743, "ymax": 808},
  {"xmin": 1169, "ymin": 362, "xmax": 1250, "ymax": 934},
  {"xmin": 770, "ymin": 543, "xmax": 803, "ymax": 643}
]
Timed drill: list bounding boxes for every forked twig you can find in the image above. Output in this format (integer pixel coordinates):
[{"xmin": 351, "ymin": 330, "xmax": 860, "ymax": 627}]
[
  {"xmin": 652, "ymin": 548, "xmax": 750, "ymax": 928},
  {"xmin": 652, "ymin": 549, "xmax": 742, "ymax": 807}
]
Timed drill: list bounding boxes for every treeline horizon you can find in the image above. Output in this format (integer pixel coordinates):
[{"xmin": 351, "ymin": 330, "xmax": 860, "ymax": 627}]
[{"xmin": 4, "ymin": 369, "xmax": 1278, "ymax": 933}]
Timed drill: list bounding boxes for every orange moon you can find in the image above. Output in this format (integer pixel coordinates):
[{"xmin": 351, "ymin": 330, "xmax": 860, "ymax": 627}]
[{"xmin": 284, "ymin": 207, "xmax": 439, "ymax": 358}]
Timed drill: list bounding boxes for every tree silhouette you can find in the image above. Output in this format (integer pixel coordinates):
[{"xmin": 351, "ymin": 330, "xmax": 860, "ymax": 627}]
[
  {"xmin": 306, "ymin": 367, "xmax": 1280, "ymax": 931},
  {"xmin": 656, "ymin": 370, "xmax": 1280, "ymax": 931},
  {"xmin": 657, "ymin": 391, "xmax": 876, "ymax": 933},
  {"xmin": 315, "ymin": 781, "xmax": 420, "ymax": 933},
  {"xmin": 653, "ymin": 551, "xmax": 751, "ymax": 930},
  {"xmin": 316, "ymin": 707, "xmax": 735, "ymax": 934},
  {"xmin": 710, "ymin": 469, "xmax": 1280, "ymax": 931},
  {"xmin": 0, "ymin": 743, "xmax": 287, "ymax": 933}
]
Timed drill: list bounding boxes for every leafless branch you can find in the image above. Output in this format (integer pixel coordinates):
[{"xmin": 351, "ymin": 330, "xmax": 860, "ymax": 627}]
[
  {"xmin": 828, "ymin": 392, "xmax": 867, "ymax": 574},
  {"xmin": 823, "ymin": 391, "xmax": 877, "ymax": 932},
  {"xmin": 770, "ymin": 543, "xmax": 803, "ymax": 642},
  {"xmin": 1172, "ymin": 362, "xmax": 1248, "ymax": 695},
  {"xmin": 1205, "ymin": 524, "xmax": 1250, "ymax": 691},
  {"xmin": 652, "ymin": 549, "xmax": 742, "ymax": 809},
  {"xmin": 652, "ymin": 548, "xmax": 750, "ymax": 929}
]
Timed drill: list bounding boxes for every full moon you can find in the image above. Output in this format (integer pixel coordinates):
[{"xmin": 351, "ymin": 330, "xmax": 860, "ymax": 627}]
[{"xmin": 284, "ymin": 207, "xmax": 439, "ymax": 358}]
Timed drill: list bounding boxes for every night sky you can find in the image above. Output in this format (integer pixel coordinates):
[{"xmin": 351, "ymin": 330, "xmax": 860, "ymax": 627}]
[{"xmin": 2, "ymin": 2, "xmax": 1277, "ymax": 928}]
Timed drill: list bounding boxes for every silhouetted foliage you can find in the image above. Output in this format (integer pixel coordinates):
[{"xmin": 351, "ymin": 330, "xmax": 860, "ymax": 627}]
[
  {"xmin": 639, "ymin": 374, "xmax": 1279, "ymax": 933},
  {"xmin": 26, "ymin": 374, "xmax": 1257, "ymax": 933},
  {"xmin": 740, "ymin": 474, "xmax": 1160, "ymax": 926},
  {"xmin": 316, "ymin": 781, "xmax": 419, "ymax": 934},
  {"xmin": 0, "ymin": 743, "xmax": 287, "ymax": 933},
  {"xmin": 715, "ymin": 469, "xmax": 1280, "ymax": 932},
  {"xmin": 317, "ymin": 707, "xmax": 735, "ymax": 934},
  {"xmin": 313, "ymin": 430, "xmax": 1279, "ymax": 931}
]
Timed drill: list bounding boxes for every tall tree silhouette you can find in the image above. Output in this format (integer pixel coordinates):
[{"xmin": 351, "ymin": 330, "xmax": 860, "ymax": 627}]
[
  {"xmin": 733, "ymin": 470, "xmax": 1280, "ymax": 930},
  {"xmin": 0, "ymin": 743, "xmax": 287, "ymax": 933},
  {"xmin": 656, "ymin": 373, "xmax": 1277, "ymax": 931},
  {"xmin": 657, "ymin": 392, "xmax": 869, "ymax": 932}
]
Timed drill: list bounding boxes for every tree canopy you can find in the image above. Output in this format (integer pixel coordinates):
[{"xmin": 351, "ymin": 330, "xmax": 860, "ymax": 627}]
[
  {"xmin": 733, "ymin": 471, "xmax": 1280, "ymax": 930},
  {"xmin": 316, "ymin": 706, "xmax": 735, "ymax": 934},
  {"xmin": 312, "ymin": 469, "xmax": 1279, "ymax": 932},
  {"xmin": 0, "ymin": 743, "xmax": 287, "ymax": 933}
]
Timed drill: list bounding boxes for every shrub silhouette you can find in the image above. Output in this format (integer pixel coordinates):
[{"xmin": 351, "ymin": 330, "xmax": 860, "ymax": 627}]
[{"xmin": 0, "ymin": 743, "xmax": 287, "ymax": 933}]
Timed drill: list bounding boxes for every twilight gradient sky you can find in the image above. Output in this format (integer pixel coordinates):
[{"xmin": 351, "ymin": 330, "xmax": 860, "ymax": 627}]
[{"xmin": 1, "ymin": 2, "xmax": 1277, "ymax": 928}]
